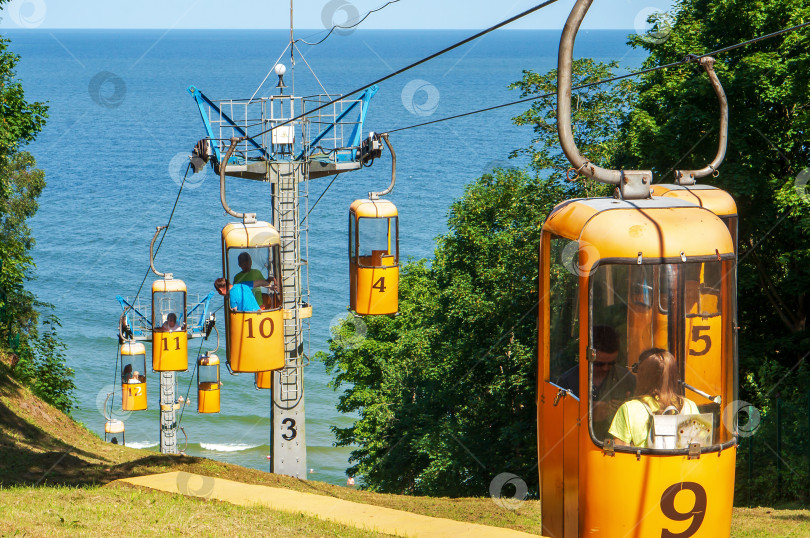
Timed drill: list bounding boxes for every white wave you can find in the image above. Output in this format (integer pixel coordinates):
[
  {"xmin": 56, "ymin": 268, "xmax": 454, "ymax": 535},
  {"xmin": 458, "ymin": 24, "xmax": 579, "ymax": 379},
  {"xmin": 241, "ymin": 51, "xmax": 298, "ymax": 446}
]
[
  {"xmin": 128, "ymin": 441, "xmax": 158, "ymax": 449},
  {"xmin": 199, "ymin": 443, "xmax": 261, "ymax": 453}
]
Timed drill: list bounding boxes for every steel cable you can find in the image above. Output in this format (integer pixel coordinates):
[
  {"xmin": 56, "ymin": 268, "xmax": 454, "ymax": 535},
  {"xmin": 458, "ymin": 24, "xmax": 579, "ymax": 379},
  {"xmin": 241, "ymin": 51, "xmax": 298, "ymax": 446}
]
[
  {"xmin": 243, "ymin": 0, "xmax": 562, "ymax": 144},
  {"xmin": 386, "ymin": 20, "xmax": 810, "ymax": 133},
  {"xmin": 177, "ymin": 334, "xmax": 206, "ymax": 428},
  {"xmin": 110, "ymin": 162, "xmax": 191, "ymax": 417},
  {"xmin": 296, "ymin": 0, "xmax": 402, "ymax": 47}
]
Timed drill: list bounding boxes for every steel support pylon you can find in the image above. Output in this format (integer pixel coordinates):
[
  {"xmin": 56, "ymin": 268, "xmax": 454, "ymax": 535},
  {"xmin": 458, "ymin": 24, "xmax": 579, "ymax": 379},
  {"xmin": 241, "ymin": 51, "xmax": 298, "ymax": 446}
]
[
  {"xmin": 159, "ymin": 371, "xmax": 177, "ymax": 454},
  {"xmin": 271, "ymin": 161, "xmax": 307, "ymax": 479}
]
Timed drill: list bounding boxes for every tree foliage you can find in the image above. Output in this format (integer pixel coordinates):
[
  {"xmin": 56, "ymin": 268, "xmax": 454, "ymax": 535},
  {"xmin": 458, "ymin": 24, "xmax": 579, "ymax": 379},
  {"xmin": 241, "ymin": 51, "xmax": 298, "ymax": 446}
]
[
  {"xmin": 0, "ymin": 33, "xmax": 47, "ymax": 168},
  {"xmin": 619, "ymin": 0, "xmax": 809, "ymax": 349},
  {"xmin": 616, "ymin": 0, "xmax": 809, "ymax": 502},
  {"xmin": 323, "ymin": 59, "xmax": 627, "ymax": 496},
  {"xmin": 1, "ymin": 7, "xmax": 73, "ymax": 414},
  {"xmin": 325, "ymin": 170, "xmax": 561, "ymax": 496},
  {"xmin": 0, "ymin": 151, "xmax": 45, "ymax": 347},
  {"xmin": 14, "ymin": 315, "xmax": 75, "ymax": 414},
  {"xmin": 1, "ymin": 14, "xmax": 48, "ymax": 348},
  {"xmin": 325, "ymin": 1, "xmax": 808, "ymax": 502}
]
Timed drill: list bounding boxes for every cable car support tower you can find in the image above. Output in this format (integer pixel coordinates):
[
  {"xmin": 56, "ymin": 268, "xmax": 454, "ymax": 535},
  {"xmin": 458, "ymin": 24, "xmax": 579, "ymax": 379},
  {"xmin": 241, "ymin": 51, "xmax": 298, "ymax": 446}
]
[{"xmin": 188, "ymin": 4, "xmax": 383, "ymax": 478}]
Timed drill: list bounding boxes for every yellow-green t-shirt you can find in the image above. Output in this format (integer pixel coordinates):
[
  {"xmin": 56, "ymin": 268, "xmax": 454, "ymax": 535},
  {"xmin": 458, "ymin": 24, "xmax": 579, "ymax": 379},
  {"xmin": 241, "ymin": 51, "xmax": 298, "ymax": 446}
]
[{"xmin": 608, "ymin": 396, "xmax": 699, "ymax": 447}]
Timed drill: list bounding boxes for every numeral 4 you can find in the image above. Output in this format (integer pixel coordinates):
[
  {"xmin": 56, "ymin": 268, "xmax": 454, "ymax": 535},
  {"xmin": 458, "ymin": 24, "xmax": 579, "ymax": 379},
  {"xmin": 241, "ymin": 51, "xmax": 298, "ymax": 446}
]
[{"xmin": 372, "ymin": 277, "xmax": 386, "ymax": 293}]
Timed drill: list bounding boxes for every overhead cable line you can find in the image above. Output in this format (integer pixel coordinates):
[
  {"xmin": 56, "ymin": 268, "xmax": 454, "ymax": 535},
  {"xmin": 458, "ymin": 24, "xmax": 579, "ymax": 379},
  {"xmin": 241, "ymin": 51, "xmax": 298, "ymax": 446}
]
[
  {"xmin": 128, "ymin": 163, "xmax": 192, "ymax": 305},
  {"xmin": 112, "ymin": 163, "xmax": 191, "ymax": 417},
  {"xmin": 177, "ymin": 335, "xmax": 206, "ymax": 428},
  {"xmin": 243, "ymin": 0, "xmax": 562, "ymax": 144},
  {"xmin": 248, "ymin": 43, "xmax": 292, "ymax": 104},
  {"xmin": 296, "ymin": 0, "xmax": 402, "ymax": 46},
  {"xmin": 107, "ymin": 345, "xmax": 122, "ymax": 421},
  {"xmin": 697, "ymin": 19, "xmax": 810, "ymax": 57},
  {"xmin": 387, "ymin": 19, "xmax": 810, "ymax": 134},
  {"xmin": 302, "ymin": 174, "xmax": 340, "ymax": 223},
  {"xmin": 387, "ymin": 94, "xmax": 540, "ymax": 133},
  {"xmin": 252, "ymin": 0, "xmax": 402, "ymax": 102}
]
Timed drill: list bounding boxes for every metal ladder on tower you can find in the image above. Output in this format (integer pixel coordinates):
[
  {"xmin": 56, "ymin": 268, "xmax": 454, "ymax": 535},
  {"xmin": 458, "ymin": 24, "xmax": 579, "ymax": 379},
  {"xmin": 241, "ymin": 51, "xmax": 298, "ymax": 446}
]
[
  {"xmin": 272, "ymin": 159, "xmax": 307, "ymax": 478},
  {"xmin": 159, "ymin": 372, "xmax": 177, "ymax": 454}
]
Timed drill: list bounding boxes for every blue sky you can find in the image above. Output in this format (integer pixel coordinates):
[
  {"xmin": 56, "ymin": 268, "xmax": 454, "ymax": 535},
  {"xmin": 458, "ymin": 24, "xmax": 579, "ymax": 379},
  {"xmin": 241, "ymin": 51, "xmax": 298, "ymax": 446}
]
[{"xmin": 0, "ymin": 0, "xmax": 675, "ymax": 30}]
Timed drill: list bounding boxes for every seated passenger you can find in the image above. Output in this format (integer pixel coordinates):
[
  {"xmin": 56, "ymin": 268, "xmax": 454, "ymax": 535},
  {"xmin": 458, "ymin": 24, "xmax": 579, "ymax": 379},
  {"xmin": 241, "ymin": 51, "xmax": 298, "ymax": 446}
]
[
  {"xmin": 557, "ymin": 325, "xmax": 635, "ymax": 437},
  {"xmin": 214, "ymin": 277, "xmax": 271, "ymax": 312},
  {"xmin": 261, "ymin": 276, "xmax": 281, "ymax": 310},
  {"xmin": 127, "ymin": 370, "xmax": 141, "ymax": 384},
  {"xmin": 233, "ymin": 252, "xmax": 265, "ymax": 304},
  {"xmin": 608, "ymin": 348, "xmax": 699, "ymax": 447},
  {"xmin": 161, "ymin": 312, "xmax": 181, "ymax": 331}
]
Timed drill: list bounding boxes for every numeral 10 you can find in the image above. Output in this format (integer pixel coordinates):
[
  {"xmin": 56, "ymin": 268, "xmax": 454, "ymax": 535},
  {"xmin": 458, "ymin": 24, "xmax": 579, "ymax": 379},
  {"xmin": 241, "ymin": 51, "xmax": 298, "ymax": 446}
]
[{"xmin": 244, "ymin": 317, "xmax": 275, "ymax": 339}]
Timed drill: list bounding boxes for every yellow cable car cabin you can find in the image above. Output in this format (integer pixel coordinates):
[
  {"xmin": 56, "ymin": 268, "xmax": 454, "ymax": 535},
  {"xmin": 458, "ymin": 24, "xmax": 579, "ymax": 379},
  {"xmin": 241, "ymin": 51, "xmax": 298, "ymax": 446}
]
[
  {"xmin": 104, "ymin": 419, "xmax": 125, "ymax": 445},
  {"xmin": 221, "ymin": 221, "xmax": 284, "ymax": 372},
  {"xmin": 255, "ymin": 370, "xmax": 273, "ymax": 389},
  {"xmin": 349, "ymin": 199, "xmax": 399, "ymax": 315},
  {"xmin": 651, "ymin": 184, "xmax": 738, "ymax": 249},
  {"xmin": 197, "ymin": 353, "xmax": 221, "ymax": 413},
  {"xmin": 121, "ymin": 341, "xmax": 147, "ymax": 411},
  {"xmin": 538, "ymin": 197, "xmax": 737, "ymax": 537},
  {"xmin": 152, "ymin": 278, "xmax": 188, "ymax": 371}
]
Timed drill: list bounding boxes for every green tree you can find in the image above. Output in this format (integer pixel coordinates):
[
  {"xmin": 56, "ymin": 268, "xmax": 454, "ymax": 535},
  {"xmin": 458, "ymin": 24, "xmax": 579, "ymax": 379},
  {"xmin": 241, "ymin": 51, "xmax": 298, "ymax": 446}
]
[
  {"xmin": 1, "ymin": 6, "xmax": 48, "ymax": 347},
  {"xmin": 326, "ymin": 0, "xmax": 809, "ymax": 502},
  {"xmin": 0, "ymin": 30, "xmax": 47, "ymax": 167},
  {"xmin": 1, "ymin": 4, "xmax": 73, "ymax": 414},
  {"xmin": 616, "ymin": 0, "xmax": 809, "ymax": 502},
  {"xmin": 323, "ymin": 60, "xmax": 630, "ymax": 496},
  {"xmin": 620, "ymin": 0, "xmax": 808, "ymax": 350},
  {"xmin": 510, "ymin": 58, "xmax": 633, "ymax": 192},
  {"xmin": 325, "ymin": 170, "xmax": 560, "ymax": 496},
  {"xmin": 14, "ymin": 315, "xmax": 75, "ymax": 414},
  {"xmin": 0, "ymin": 151, "xmax": 45, "ymax": 347}
]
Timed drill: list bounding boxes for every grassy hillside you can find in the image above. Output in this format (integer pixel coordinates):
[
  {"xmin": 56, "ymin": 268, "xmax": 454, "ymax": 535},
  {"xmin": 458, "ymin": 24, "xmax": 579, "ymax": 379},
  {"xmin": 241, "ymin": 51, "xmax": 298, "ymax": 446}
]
[
  {"xmin": 0, "ymin": 353, "xmax": 807, "ymax": 536},
  {"xmin": 0, "ymin": 352, "xmax": 541, "ymax": 534},
  {"xmin": 0, "ymin": 486, "xmax": 394, "ymax": 537}
]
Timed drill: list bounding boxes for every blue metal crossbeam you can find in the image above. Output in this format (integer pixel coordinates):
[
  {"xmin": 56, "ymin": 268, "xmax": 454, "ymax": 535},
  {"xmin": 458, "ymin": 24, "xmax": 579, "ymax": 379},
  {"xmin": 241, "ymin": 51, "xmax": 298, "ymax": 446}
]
[
  {"xmin": 116, "ymin": 295, "xmax": 151, "ymax": 338},
  {"xmin": 296, "ymin": 85, "xmax": 378, "ymax": 161},
  {"xmin": 188, "ymin": 291, "xmax": 215, "ymax": 337},
  {"xmin": 187, "ymin": 86, "xmax": 271, "ymax": 163}
]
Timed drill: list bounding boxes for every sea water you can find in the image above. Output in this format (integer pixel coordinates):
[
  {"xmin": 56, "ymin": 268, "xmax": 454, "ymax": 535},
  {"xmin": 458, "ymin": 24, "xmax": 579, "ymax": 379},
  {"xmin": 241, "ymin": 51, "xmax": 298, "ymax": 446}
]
[{"xmin": 7, "ymin": 28, "xmax": 645, "ymax": 485}]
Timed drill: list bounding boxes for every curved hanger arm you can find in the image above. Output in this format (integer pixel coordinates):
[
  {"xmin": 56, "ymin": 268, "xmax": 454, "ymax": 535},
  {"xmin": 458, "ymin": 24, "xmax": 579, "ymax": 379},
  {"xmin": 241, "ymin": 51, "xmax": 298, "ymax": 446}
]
[
  {"xmin": 118, "ymin": 309, "xmax": 133, "ymax": 342},
  {"xmin": 557, "ymin": 0, "xmax": 653, "ymax": 199},
  {"xmin": 675, "ymin": 56, "xmax": 729, "ymax": 184},
  {"xmin": 369, "ymin": 133, "xmax": 396, "ymax": 199},
  {"xmin": 103, "ymin": 392, "xmax": 113, "ymax": 421},
  {"xmin": 207, "ymin": 324, "xmax": 220, "ymax": 355},
  {"xmin": 220, "ymin": 137, "xmax": 256, "ymax": 222},
  {"xmin": 149, "ymin": 226, "xmax": 171, "ymax": 279}
]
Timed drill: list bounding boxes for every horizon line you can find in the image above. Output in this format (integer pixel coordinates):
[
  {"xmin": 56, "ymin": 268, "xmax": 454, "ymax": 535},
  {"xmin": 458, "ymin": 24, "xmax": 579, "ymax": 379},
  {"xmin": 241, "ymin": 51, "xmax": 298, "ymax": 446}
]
[{"xmin": 0, "ymin": 26, "xmax": 636, "ymax": 31}]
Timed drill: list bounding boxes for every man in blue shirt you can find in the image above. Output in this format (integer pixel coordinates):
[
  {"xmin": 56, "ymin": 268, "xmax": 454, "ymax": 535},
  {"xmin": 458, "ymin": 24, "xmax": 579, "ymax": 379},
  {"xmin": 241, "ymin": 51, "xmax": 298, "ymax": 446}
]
[
  {"xmin": 214, "ymin": 277, "xmax": 273, "ymax": 312},
  {"xmin": 233, "ymin": 252, "xmax": 266, "ymax": 304}
]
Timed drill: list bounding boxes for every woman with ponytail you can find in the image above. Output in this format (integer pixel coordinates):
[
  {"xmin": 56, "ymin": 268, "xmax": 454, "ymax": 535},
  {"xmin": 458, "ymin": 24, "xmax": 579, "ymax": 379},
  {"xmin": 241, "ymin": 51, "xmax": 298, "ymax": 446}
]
[{"xmin": 608, "ymin": 348, "xmax": 699, "ymax": 447}]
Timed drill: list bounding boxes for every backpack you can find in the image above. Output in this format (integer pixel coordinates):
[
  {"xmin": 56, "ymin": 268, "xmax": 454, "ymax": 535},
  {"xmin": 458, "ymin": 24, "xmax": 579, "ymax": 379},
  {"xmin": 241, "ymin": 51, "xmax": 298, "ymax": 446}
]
[{"xmin": 641, "ymin": 401, "xmax": 713, "ymax": 449}]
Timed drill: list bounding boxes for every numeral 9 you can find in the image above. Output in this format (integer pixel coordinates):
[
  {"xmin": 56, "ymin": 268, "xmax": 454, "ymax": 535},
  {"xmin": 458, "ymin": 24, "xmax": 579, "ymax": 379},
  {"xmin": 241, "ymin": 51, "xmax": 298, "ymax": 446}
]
[{"xmin": 660, "ymin": 482, "xmax": 707, "ymax": 538}]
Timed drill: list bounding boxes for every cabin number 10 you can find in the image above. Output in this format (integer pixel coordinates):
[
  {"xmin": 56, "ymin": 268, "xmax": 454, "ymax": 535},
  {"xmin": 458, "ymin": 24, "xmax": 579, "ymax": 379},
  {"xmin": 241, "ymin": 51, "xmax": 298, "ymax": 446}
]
[{"xmin": 243, "ymin": 318, "xmax": 275, "ymax": 338}]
